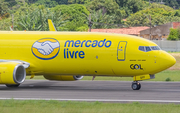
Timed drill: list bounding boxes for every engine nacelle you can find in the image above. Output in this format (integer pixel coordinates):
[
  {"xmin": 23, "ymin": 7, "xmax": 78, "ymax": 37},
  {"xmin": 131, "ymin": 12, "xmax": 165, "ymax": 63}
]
[
  {"xmin": 0, "ymin": 62, "xmax": 26, "ymax": 84},
  {"xmin": 43, "ymin": 75, "xmax": 83, "ymax": 81}
]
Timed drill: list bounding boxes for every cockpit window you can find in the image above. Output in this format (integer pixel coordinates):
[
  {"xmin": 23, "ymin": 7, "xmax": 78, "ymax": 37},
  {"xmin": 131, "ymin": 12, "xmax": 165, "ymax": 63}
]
[
  {"xmin": 151, "ymin": 46, "xmax": 160, "ymax": 50},
  {"xmin": 139, "ymin": 46, "xmax": 145, "ymax": 52},
  {"xmin": 145, "ymin": 46, "xmax": 151, "ymax": 52},
  {"xmin": 139, "ymin": 46, "xmax": 161, "ymax": 52}
]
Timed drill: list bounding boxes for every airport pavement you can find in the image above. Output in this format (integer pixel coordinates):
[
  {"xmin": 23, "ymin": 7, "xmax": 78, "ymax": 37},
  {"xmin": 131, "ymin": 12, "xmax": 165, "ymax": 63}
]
[{"xmin": 0, "ymin": 80, "xmax": 180, "ymax": 103}]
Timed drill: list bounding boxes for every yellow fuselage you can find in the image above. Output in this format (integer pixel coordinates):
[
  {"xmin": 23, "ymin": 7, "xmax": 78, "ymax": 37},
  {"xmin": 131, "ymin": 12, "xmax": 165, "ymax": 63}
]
[{"xmin": 0, "ymin": 31, "xmax": 176, "ymax": 77}]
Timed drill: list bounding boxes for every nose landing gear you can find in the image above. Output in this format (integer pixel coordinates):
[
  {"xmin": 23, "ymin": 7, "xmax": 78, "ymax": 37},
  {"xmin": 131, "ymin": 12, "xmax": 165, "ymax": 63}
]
[{"xmin": 131, "ymin": 82, "xmax": 141, "ymax": 90}]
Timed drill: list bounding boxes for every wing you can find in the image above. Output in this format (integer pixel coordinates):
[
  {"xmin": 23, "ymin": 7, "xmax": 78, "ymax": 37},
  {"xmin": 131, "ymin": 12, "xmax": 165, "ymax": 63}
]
[{"xmin": 0, "ymin": 60, "xmax": 30, "ymax": 68}]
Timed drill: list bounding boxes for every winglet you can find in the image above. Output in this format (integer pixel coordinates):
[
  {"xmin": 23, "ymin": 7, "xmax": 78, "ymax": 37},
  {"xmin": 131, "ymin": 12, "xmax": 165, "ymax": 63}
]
[{"xmin": 48, "ymin": 19, "xmax": 57, "ymax": 31}]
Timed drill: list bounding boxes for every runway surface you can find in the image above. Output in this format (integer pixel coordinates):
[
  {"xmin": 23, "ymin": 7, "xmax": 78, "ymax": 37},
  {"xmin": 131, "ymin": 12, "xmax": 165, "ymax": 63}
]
[{"xmin": 0, "ymin": 80, "xmax": 180, "ymax": 103}]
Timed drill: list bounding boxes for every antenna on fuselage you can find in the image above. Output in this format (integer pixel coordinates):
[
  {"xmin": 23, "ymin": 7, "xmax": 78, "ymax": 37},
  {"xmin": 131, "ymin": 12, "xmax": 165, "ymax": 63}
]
[
  {"xmin": 48, "ymin": 19, "xmax": 57, "ymax": 31},
  {"xmin": 9, "ymin": 26, "xmax": 13, "ymax": 31}
]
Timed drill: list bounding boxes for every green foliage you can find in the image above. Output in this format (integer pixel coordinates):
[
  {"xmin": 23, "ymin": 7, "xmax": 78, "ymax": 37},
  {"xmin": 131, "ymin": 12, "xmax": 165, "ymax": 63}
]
[
  {"xmin": 76, "ymin": 26, "xmax": 88, "ymax": 31},
  {"xmin": 0, "ymin": 4, "xmax": 68, "ymax": 31},
  {"xmin": 2, "ymin": 0, "xmax": 180, "ymax": 31},
  {"xmin": 174, "ymin": 9, "xmax": 180, "ymax": 17},
  {"xmin": 165, "ymin": 77, "xmax": 171, "ymax": 81},
  {"xmin": 52, "ymin": 4, "xmax": 90, "ymax": 31},
  {"xmin": 86, "ymin": 0, "xmax": 119, "ymax": 15},
  {"xmin": 164, "ymin": 0, "xmax": 179, "ymax": 9},
  {"xmin": 0, "ymin": 0, "xmax": 9, "ymax": 18},
  {"xmin": 145, "ymin": 2, "xmax": 174, "ymax": 11},
  {"xmin": 90, "ymin": 9, "xmax": 116, "ymax": 29},
  {"xmin": 167, "ymin": 28, "xmax": 179, "ymax": 40},
  {"xmin": 86, "ymin": 0, "xmax": 123, "ymax": 25},
  {"xmin": 4, "ymin": 0, "xmax": 18, "ymax": 7},
  {"xmin": 126, "ymin": 3, "xmax": 180, "ymax": 27},
  {"xmin": 115, "ymin": 0, "xmax": 146, "ymax": 17},
  {"xmin": 28, "ymin": 0, "xmax": 91, "ymax": 5},
  {"xmin": 68, "ymin": 0, "xmax": 91, "ymax": 4},
  {"xmin": 0, "ymin": 17, "xmax": 12, "ymax": 30},
  {"xmin": 34, "ymin": 0, "xmax": 58, "ymax": 8},
  {"xmin": 143, "ymin": 0, "xmax": 180, "ymax": 9}
]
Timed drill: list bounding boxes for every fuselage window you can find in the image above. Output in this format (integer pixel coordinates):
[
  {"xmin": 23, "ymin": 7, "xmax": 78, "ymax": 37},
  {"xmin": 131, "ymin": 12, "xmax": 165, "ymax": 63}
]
[{"xmin": 139, "ymin": 46, "xmax": 145, "ymax": 52}]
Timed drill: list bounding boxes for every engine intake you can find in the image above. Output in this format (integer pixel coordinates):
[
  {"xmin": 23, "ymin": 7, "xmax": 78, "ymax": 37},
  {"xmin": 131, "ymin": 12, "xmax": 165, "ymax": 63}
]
[{"xmin": 73, "ymin": 75, "xmax": 84, "ymax": 80}]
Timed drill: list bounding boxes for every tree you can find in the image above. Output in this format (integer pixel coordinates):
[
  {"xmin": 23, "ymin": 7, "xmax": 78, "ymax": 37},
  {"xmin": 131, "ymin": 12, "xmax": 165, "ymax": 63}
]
[
  {"xmin": 0, "ymin": 0, "xmax": 10, "ymax": 18},
  {"xmin": 52, "ymin": 4, "xmax": 90, "ymax": 31},
  {"xmin": 34, "ymin": 0, "xmax": 58, "ymax": 8},
  {"xmin": 86, "ymin": 0, "xmax": 119, "ymax": 15},
  {"xmin": 14, "ymin": 5, "xmax": 68, "ymax": 31},
  {"xmin": 143, "ymin": 0, "xmax": 180, "ymax": 9},
  {"xmin": 167, "ymin": 28, "xmax": 179, "ymax": 40},
  {"xmin": 164, "ymin": 0, "xmax": 178, "ymax": 9},
  {"xmin": 145, "ymin": 2, "xmax": 174, "ymax": 11},
  {"xmin": 115, "ymin": 0, "xmax": 145, "ymax": 16},
  {"xmin": 67, "ymin": 0, "xmax": 91, "ymax": 4},
  {"xmin": 4, "ymin": 0, "xmax": 17, "ymax": 7},
  {"xmin": 90, "ymin": 9, "xmax": 116, "ymax": 28},
  {"xmin": 86, "ymin": 0, "xmax": 123, "ymax": 25},
  {"xmin": 126, "ymin": 3, "xmax": 180, "ymax": 27}
]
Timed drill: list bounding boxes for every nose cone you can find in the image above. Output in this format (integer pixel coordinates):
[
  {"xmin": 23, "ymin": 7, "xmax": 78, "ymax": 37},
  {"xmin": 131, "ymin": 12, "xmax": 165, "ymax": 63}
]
[{"xmin": 160, "ymin": 51, "xmax": 176, "ymax": 69}]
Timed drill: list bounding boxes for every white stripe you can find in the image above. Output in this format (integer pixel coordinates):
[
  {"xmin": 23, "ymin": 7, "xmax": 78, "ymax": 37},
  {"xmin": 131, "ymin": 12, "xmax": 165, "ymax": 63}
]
[{"xmin": 0, "ymin": 98, "xmax": 180, "ymax": 103}]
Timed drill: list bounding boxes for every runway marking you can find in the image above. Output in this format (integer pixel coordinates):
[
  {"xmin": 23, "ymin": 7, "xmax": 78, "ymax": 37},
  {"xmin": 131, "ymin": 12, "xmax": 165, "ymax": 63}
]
[{"xmin": 0, "ymin": 98, "xmax": 180, "ymax": 103}]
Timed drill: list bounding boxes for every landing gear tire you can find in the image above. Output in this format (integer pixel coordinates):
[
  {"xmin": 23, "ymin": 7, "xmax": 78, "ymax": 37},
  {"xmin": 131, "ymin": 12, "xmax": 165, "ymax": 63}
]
[
  {"xmin": 131, "ymin": 82, "xmax": 141, "ymax": 90},
  {"xmin": 5, "ymin": 84, "xmax": 20, "ymax": 88}
]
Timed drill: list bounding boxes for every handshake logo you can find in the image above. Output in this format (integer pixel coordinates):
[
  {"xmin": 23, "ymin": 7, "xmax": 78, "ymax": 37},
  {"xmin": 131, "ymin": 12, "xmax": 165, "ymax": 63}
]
[{"xmin": 32, "ymin": 38, "xmax": 60, "ymax": 60}]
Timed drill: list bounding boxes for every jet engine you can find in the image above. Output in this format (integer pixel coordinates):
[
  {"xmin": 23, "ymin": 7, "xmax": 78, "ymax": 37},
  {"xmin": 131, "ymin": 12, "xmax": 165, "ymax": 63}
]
[
  {"xmin": 0, "ymin": 62, "xmax": 26, "ymax": 84},
  {"xmin": 43, "ymin": 75, "xmax": 83, "ymax": 81}
]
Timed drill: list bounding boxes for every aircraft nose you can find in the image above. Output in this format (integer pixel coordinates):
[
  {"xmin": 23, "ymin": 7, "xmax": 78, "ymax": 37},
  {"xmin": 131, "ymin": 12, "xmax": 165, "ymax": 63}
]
[{"xmin": 160, "ymin": 51, "xmax": 176, "ymax": 69}]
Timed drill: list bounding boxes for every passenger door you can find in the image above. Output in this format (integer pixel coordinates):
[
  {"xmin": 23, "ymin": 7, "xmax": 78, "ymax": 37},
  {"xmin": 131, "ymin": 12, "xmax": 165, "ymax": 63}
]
[{"xmin": 117, "ymin": 41, "xmax": 127, "ymax": 61}]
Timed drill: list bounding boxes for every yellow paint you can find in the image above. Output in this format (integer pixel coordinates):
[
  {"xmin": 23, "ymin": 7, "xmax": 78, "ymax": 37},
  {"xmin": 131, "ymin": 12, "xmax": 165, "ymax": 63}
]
[
  {"xmin": 30, "ymin": 73, "xmax": 35, "ymax": 79},
  {"xmin": 133, "ymin": 74, "xmax": 150, "ymax": 81},
  {"xmin": 0, "ymin": 31, "xmax": 176, "ymax": 83},
  {"xmin": 0, "ymin": 62, "xmax": 19, "ymax": 84},
  {"xmin": 44, "ymin": 75, "xmax": 76, "ymax": 81},
  {"xmin": 48, "ymin": 19, "xmax": 56, "ymax": 31}
]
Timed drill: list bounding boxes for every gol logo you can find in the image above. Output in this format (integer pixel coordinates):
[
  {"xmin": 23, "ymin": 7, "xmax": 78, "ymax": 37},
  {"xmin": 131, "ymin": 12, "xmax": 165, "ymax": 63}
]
[{"xmin": 32, "ymin": 38, "xmax": 60, "ymax": 60}]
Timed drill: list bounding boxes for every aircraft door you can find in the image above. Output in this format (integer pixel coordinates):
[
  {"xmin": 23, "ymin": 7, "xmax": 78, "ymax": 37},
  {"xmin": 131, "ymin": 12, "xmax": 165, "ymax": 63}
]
[{"xmin": 117, "ymin": 41, "xmax": 127, "ymax": 61}]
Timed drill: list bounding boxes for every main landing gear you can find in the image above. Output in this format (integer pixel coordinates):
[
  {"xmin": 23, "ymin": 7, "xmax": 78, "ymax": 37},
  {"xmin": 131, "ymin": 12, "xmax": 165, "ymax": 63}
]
[{"xmin": 131, "ymin": 81, "xmax": 141, "ymax": 90}]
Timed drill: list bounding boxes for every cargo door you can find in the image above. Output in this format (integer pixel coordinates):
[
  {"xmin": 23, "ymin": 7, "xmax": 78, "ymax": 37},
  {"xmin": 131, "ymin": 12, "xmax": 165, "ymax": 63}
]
[{"xmin": 117, "ymin": 41, "xmax": 127, "ymax": 61}]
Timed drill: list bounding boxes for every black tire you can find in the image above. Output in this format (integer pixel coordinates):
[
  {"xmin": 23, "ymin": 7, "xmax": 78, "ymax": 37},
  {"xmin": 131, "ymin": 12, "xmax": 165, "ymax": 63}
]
[
  {"xmin": 132, "ymin": 83, "xmax": 138, "ymax": 90},
  {"xmin": 5, "ymin": 84, "xmax": 20, "ymax": 88},
  {"xmin": 137, "ymin": 83, "xmax": 141, "ymax": 90}
]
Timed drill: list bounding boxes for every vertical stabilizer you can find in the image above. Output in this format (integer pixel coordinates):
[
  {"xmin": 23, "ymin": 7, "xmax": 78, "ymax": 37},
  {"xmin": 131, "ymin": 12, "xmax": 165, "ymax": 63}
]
[{"xmin": 48, "ymin": 19, "xmax": 57, "ymax": 31}]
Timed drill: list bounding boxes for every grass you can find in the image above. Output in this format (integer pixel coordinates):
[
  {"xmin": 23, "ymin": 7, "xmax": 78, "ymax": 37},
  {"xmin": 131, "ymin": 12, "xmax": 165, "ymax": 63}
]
[{"xmin": 0, "ymin": 99, "xmax": 180, "ymax": 113}]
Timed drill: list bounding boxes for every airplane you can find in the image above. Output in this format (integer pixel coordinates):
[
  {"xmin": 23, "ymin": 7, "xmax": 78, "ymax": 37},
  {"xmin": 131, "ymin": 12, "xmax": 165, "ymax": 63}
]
[{"xmin": 0, "ymin": 20, "xmax": 176, "ymax": 90}]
